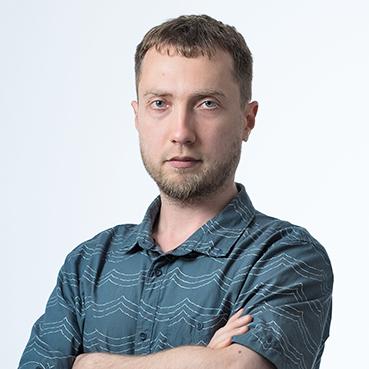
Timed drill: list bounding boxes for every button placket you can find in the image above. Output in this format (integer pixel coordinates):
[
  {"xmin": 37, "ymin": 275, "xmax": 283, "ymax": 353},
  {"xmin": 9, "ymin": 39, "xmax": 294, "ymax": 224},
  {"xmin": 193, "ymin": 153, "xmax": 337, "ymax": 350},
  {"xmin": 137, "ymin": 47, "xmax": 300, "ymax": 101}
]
[
  {"xmin": 139, "ymin": 332, "xmax": 147, "ymax": 341},
  {"xmin": 135, "ymin": 256, "xmax": 167, "ymax": 354}
]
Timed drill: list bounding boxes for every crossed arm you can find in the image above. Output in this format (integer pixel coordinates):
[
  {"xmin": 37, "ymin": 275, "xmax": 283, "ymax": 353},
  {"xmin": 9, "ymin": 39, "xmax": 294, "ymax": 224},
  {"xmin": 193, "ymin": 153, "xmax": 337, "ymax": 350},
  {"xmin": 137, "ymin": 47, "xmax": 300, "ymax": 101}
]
[{"xmin": 72, "ymin": 310, "xmax": 276, "ymax": 369}]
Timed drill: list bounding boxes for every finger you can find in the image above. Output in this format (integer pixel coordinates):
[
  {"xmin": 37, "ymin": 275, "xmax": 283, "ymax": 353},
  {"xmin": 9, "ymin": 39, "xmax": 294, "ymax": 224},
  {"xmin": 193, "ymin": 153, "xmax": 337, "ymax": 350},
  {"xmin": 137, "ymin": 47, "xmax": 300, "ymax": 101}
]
[
  {"xmin": 209, "ymin": 337, "xmax": 233, "ymax": 349},
  {"xmin": 213, "ymin": 314, "xmax": 252, "ymax": 342},
  {"xmin": 208, "ymin": 323, "xmax": 249, "ymax": 349},
  {"xmin": 228, "ymin": 308, "xmax": 245, "ymax": 323},
  {"xmin": 241, "ymin": 314, "xmax": 253, "ymax": 325},
  {"xmin": 208, "ymin": 318, "xmax": 251, "ymax": 348},
  {"xmin": 225, "ymin": 314, "xmax": 253, "ymax": 331},
  {"xmin": 207, "ymin": 311, "xmax": 253, "ymax": 349}
]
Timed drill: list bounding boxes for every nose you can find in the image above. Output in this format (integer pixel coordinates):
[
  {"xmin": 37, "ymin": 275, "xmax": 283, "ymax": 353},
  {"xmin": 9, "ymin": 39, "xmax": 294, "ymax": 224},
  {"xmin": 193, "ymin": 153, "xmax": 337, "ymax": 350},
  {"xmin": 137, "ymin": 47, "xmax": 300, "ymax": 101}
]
[{"xmin": 169, "ymin": 106, "xmax": 196, "ymax": 145}]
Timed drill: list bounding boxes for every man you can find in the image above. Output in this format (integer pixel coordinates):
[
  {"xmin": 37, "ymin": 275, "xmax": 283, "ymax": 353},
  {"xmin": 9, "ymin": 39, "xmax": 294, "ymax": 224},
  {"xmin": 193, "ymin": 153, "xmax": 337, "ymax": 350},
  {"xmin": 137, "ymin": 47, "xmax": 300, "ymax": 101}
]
[{"xmin": 18, "ymin": 15, "xmax": 333, "ymax": 369}]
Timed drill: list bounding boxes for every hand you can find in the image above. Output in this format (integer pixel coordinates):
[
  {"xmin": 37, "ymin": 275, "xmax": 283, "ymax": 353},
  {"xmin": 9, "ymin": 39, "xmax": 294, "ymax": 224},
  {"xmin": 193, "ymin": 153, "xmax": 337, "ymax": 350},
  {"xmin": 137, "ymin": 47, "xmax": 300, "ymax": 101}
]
[{"xmin": 207, "ymin": 309, "xmax": 252, "ymax": 349}]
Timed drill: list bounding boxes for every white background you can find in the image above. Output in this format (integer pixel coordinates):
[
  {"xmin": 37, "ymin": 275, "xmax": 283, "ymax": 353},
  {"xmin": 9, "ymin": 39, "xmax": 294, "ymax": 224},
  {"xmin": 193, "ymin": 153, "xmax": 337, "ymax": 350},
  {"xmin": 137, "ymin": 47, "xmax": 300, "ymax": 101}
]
[{"xmin": 1, "ymin": 1, "xmax": 368, "ymax": 367}]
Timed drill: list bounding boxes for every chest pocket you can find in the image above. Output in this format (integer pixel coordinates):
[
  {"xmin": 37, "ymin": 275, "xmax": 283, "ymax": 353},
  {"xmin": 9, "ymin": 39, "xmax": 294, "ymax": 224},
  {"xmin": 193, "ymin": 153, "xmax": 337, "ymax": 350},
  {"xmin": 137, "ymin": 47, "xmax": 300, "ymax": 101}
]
[{"xmin": 165, "ymin": 313, "xmax": 228, "ymax": 347}]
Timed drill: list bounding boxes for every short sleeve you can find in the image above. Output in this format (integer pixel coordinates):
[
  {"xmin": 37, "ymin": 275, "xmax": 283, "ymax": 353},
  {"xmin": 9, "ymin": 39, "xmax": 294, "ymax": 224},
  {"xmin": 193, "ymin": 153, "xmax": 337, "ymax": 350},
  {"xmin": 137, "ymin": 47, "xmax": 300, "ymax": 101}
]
[
  {"xmin": 18, "ymin": 255, "xmax": 83, "ymax": 369},
  {"xmin": 232, "ymin": 227, "xmax": 333, "ymax": 369}
]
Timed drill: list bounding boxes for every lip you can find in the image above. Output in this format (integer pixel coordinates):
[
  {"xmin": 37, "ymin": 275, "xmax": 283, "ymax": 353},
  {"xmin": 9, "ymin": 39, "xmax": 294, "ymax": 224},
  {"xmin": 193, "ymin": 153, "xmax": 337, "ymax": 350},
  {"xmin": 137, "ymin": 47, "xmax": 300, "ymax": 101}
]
[{"xmin": 167, "ymin": 156, "xmax": 201, "ymax": 168}]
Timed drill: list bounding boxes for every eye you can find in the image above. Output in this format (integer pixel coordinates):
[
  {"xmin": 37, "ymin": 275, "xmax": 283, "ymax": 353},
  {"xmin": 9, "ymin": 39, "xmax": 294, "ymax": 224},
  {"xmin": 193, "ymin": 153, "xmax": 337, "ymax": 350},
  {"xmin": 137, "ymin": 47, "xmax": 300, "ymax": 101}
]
[
  {"xmin": 151, "ymin": 100, "xmax": 167, "ymax": 109},
  {"xmin": 201, "ymin": 100, "xmax": 217, "ymax": 109}
]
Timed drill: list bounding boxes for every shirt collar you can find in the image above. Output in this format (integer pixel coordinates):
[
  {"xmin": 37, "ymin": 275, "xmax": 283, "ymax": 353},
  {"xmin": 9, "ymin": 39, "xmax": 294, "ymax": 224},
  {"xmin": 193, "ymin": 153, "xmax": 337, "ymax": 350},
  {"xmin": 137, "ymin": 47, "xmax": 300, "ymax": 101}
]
[{"xmin": 126, "ymin": 183, "xmax": 255, "ymax": 257}]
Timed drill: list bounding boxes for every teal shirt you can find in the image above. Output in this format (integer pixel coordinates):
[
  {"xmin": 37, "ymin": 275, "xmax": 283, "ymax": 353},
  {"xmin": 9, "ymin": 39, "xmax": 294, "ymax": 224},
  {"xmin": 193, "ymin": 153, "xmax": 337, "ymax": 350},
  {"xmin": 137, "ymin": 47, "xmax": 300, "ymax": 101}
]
[{"xmin": 19, "ymin": 184, "xmax": 333, "ymax": 369}]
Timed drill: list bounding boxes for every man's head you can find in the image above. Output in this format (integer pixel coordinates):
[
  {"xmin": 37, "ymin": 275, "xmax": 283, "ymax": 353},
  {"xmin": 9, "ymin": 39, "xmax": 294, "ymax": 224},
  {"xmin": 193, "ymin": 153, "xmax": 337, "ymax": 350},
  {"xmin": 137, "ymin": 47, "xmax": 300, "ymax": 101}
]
[
  {"xmin": 132, "ymin": 15, "xmax": 258, "ymax": 203},
  {"xmin": 134, "ymin": 14, "xmax": 253, "ymax": 107}
]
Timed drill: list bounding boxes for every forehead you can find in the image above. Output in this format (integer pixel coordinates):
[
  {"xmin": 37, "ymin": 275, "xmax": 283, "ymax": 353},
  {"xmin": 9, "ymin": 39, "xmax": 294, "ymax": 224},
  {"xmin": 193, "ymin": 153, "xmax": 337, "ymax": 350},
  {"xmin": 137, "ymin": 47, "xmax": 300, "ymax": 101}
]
[{"xmin": 138, "ymin": 47, "xmax": 237, "ymax": 97}]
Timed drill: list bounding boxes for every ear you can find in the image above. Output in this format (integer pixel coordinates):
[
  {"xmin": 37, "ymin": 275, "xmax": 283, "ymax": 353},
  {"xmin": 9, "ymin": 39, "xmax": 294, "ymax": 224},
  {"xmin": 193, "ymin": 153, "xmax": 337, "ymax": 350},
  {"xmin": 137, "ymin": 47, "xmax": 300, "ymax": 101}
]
[
  {"xmin": 242, "ymin": 101, "xmax": 258, "ymax": 142},
  {"xmin": 131, "ymin": 100, "xmax": 139, "ymax": 130}
]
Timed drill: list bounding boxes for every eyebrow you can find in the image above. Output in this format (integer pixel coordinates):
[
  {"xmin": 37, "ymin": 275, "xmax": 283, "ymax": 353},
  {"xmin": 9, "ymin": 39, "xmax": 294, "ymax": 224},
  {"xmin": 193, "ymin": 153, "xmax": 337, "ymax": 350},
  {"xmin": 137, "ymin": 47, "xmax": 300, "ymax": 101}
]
[
  {"xmin": 143, "ymin": 90, "xmax": 172, "ymax": 98},
  {"xmin": 191, "ymin": 88, "xmax": 226, "ymax": 99},
  {"xmin": 143, "ymin": 88, "xmax": 226, "ymax": 99}
]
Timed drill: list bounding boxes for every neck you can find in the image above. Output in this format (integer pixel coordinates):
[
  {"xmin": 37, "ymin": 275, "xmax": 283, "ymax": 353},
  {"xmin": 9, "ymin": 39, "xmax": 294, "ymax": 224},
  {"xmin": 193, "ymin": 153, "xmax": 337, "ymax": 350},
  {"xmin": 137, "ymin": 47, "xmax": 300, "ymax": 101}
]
[{"xmin": 152, "ymin": 182, "xmax": 238, "ymax": 253}]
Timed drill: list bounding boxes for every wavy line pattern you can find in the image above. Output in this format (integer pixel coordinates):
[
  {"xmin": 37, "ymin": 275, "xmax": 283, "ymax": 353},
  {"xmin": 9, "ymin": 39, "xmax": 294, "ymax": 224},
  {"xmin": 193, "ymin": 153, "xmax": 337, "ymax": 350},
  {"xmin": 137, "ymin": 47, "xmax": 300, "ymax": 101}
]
[{"xmin": 18, "ymin": 185, "xmax": 333, "ymax": 369}]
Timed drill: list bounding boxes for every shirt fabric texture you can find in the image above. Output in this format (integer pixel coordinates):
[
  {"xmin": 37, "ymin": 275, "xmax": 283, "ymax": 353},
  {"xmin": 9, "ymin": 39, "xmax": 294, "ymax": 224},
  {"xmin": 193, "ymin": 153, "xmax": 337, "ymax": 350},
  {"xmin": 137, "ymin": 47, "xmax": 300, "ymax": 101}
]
[{"xmin": 19, "ymin": 184, "xmax": 333, "ymax": 369}]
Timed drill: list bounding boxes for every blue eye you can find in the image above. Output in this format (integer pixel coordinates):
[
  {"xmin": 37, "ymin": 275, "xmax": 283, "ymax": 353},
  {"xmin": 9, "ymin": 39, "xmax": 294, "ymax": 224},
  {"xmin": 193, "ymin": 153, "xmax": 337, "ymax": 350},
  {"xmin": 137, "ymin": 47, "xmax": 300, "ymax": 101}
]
[
  {"xmin": 202, "ymin": 101, "xmax": 216, "ymax": 108},
  {"xmin": 153, "ymin": 100, "xmax": 166, "ymax": 108}
]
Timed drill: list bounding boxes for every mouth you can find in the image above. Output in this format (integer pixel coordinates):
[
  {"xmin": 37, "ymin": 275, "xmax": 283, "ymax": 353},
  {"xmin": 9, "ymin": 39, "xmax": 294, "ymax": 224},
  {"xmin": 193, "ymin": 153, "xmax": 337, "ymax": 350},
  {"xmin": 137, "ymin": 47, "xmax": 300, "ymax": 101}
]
[{"xmin": 167, "ymin": 156, "xmax": 201, "ymax": 169}]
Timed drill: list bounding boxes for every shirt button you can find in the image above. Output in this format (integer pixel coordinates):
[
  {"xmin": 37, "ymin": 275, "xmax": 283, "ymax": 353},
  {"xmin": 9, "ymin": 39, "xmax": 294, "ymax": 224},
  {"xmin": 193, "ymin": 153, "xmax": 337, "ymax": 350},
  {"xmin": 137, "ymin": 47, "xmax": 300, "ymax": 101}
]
[
  {"xmin": 154, "ymin": 269, "xmax": 162, "ymax": 277},
  {"xmin": 195, "ymin": 322, "xmax": 204, "ymax": 330},
  {"xmin": 140, "ymin": 332, "xmax": 147, "ymax": 341}
]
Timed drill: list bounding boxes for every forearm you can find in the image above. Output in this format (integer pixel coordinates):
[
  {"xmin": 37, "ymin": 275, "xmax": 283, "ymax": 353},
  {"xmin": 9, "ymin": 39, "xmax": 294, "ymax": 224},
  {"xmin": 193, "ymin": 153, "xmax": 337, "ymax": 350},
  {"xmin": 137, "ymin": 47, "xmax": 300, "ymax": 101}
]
[
  {"xmin": 73, "ymin": 344, "xmax": 275, "ymax": 369},
  {"xmin": 74, "ymin": 346, "xmax": 237, "ymax": 369}
]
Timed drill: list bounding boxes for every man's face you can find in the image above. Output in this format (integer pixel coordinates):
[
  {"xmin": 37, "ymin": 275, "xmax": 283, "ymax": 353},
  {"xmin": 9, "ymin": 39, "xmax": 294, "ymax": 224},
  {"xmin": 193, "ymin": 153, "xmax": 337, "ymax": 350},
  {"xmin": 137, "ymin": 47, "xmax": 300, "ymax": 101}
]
[{"xmin": 132, "ymin": 47, "xmax": 257, "ymax": 202}]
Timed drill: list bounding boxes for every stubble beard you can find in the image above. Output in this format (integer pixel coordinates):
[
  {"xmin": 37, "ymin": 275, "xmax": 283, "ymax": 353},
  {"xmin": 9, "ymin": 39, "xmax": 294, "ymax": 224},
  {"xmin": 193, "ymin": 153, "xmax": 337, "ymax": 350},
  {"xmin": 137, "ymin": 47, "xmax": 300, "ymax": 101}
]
[{"xmin": 140, "ymin": 142, "xmax": 242, "ymax": 204}]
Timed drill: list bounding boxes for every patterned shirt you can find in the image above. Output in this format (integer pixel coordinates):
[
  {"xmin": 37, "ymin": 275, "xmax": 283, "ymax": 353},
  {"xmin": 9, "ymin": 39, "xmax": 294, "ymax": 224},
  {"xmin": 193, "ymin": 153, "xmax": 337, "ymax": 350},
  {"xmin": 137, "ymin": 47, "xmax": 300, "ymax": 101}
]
[{"xmin": 19, "ymin": 184, "xmax": 333, "ymax": 369}]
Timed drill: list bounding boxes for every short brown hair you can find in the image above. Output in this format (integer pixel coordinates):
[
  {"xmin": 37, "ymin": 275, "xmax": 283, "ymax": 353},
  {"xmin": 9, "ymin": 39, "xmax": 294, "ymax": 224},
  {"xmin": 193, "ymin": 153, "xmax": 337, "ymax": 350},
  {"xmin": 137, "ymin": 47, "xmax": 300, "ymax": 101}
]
[{"xmin": 134, "ymin": 14, "xmax": 253, "ymax": 105}]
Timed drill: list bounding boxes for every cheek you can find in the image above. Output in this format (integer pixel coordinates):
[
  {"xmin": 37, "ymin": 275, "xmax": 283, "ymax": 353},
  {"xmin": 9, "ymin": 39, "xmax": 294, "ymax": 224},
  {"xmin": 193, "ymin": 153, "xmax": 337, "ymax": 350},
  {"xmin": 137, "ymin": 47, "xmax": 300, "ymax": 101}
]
[
  {"xmin": 139, "ymin": 130, "xmax": 163, "ymax": 157},
  {"xmin": 209, "ymin": 127, "xmax": 243, "ymax": 156},
  {"xmin": 210, "ymin": 124, "xmax": 241, "ymax": 146}
]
